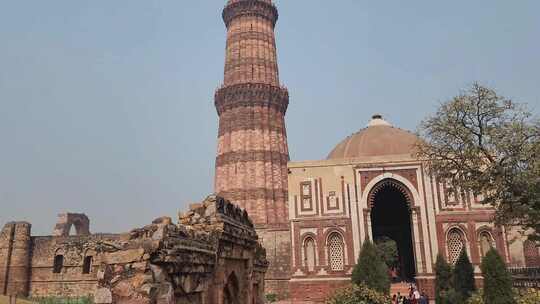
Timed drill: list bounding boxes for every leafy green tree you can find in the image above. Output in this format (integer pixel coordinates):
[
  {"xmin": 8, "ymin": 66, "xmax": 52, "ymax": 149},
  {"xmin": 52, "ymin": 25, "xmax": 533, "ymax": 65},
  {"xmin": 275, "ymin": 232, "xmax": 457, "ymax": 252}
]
[
  {"xmin": 352, "ymin": 240, "xmax": 390, "ymax": 294},
  {"xmin": 481, "ymin": 248, "xmax": 515, "ymax": 304},
  {"xmin": 416, "ymin": 83, "xmax": 540, "ymax": 242},
  {"xmin": 453, "ymin": 250, "xmax": 475, "ymax": 301},
  {"xmin": 435, "ymin": 254, "xmax": 452, "ymax": 304},
  {"xmin": 375, "ymin": 236, "xmax": 399, "ymax": 269},
  {"xmin": 442, "ymin": 288, "xmax": 463, "ymax": 304}
]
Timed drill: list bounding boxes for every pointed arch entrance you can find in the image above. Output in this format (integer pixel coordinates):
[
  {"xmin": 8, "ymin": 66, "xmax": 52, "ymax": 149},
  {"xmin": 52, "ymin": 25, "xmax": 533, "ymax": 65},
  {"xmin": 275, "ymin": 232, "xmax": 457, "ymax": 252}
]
[
  {"xmin": 223, "ymin": 272, "xmax": 240, "ymax": 304},
  {"xmin": 369, "ymin": 179, "xmax": 416, "ymax": 281}
]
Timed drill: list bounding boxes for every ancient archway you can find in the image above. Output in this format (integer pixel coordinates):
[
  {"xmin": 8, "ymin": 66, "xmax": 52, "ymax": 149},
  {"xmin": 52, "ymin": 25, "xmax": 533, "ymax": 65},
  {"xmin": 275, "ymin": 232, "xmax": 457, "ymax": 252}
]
[
  {"xmin": 369, "ymin": 179, "xmax": 416, "ymax": 281},
  {"xmin": 52, "ymin": 213, "xmax": 90, "ymax": 237},
  {"xmin": 223, "ymin": 272, "xmax": 240, "ymax": 304}
]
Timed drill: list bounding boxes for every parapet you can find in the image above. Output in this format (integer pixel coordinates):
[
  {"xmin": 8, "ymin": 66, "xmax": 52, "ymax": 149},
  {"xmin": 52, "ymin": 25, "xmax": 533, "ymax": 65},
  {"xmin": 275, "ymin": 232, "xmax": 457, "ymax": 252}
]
[{"xmin": 179, "ymin": 194, "xmax": 254, "ymax": 228}]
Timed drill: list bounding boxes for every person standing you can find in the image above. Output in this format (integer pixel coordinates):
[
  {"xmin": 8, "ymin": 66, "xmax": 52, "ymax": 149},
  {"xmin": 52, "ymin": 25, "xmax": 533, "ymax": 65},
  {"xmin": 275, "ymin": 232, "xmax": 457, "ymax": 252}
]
[
  {"xmin": 420, "ymin": 292, "xmax": 430, "ymax": 304},
  {"xmin": 411, "ymin": 288, "xmax": 421, "ymax": 304}
]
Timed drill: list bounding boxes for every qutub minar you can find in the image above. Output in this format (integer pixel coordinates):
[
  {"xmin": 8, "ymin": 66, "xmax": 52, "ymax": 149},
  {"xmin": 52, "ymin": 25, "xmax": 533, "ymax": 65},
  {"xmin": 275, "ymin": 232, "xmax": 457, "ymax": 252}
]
[
  {"xmin": 214, "ymin": 0, "xmax": 292, "ymax": 294},
  {"xmin": 0, "ymin": 0, "xmax": 538, "ymax": 303}
]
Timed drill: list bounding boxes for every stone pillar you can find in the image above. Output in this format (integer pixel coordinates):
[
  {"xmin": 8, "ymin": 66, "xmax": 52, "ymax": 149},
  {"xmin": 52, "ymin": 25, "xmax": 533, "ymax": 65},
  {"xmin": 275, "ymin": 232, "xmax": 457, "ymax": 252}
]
[
  {"xmin": 0, "ymin": 223, "xmax": 16, "ymax": 295},
  {"xmin": 214, "ymin": 0, "xmax": 291, "ymax": 296},
  {"xmin": 5, "ymin": 222, "xmax": 31, "ymax": 297},
  {"xmin": 411, "ymin": 208, "xmax": 424, "ymax": 274},
  {"xmin": 366, "ymin": 212, "xmax": 373, "ymax": 241}
]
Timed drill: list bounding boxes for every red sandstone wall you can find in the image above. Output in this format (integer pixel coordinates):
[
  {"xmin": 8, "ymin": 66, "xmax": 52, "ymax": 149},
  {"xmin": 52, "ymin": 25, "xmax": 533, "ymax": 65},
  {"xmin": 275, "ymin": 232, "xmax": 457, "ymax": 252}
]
[
  {"xmin": 289, "ymin": 280, "xmax": 350, "ymax": 303},
  {"xmin": 259, "ymin": 228, "xmax": 291, "ymax": 297}
]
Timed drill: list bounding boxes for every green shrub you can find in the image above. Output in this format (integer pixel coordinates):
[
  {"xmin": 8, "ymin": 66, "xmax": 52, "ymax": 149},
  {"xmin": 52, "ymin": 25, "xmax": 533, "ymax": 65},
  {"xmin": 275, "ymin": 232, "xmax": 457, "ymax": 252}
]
[
  {"xmin": 434, "ymin": 254, "xmax": 452, "ymax": 304},
  {"xmin": 516, "ymin": 289, "xmax": 540, "ymax": 304},
  {"xmin": 465, "ymin": 288, "xmax": 540, "ymax": 304},
  {"xmin": 34, "ymin": 297, "xmax": 93, "ymax": 304},
  {"xmin": 480, "ymin": 248, "xmax": 515, "ymax": 304},
  {"xmin": 439, "ymin": 288, "xmax": 463, "ymax": 304},
  {"xmin": 326, "ymin": 283, "xmax": 391, "ymax": 304},
  {"xmin": 466, "ymin": 290, "xmax": 484, "ymax": 304},
  {"xmin": 453, "ymin": 250, "xmax": 475, "ymax": 301},
  {"xmin": 265, "ymin": 293, "xmax": 278, "ymax": 303},
  {"xmin": 351, "ymin": 240, "xmax": 390, "ymax": 294}
]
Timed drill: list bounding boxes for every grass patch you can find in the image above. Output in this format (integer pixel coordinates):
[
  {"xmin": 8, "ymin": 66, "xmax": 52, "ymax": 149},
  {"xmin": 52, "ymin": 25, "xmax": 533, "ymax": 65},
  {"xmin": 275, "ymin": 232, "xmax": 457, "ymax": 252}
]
[{"xmin": 32, "ymin": 297, "xmax": 93, "ymax": 304}]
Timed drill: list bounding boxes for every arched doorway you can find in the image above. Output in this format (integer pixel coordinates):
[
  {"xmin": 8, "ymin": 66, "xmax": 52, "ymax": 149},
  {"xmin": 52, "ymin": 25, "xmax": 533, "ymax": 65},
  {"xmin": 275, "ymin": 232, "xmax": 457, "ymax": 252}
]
[
  {"xmin": 223, "ymin": 272, "xmax": 240, "ymax": 304},
  {"xmin": 369, "ymin": 179, "xmax": 416, "ymax": 281}
]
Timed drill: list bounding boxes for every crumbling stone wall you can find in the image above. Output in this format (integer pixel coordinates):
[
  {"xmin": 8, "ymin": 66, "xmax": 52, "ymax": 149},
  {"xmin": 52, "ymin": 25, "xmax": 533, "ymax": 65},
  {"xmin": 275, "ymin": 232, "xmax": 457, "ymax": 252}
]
[
  {"xmin": 0, "ymin": 195, "xmax": 267, "ymax": 303},
  {"xmin": 29, "ymin": 233, "xmax": 122, "ymax": 298},
  {"xmin": 94, "ymin": 195, "xmax": 268, "ymax": 304}
]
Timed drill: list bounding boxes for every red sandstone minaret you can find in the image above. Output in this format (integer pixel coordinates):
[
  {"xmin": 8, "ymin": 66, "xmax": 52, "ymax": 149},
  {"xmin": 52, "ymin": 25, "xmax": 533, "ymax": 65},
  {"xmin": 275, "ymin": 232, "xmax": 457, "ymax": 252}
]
[
  {"xmin": 214, "ymin": 0, "xmax": 291, "ymax": 293},
  {"xmin": 215, "ymin": 0, "xmax": 289, "ymax": 227}
]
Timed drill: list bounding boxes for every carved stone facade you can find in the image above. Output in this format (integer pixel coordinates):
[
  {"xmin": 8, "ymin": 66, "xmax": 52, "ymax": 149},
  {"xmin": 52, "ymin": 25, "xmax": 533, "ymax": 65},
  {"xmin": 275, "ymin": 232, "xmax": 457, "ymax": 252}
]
[
  {"xmin": 214, "ymin": 0, "xmax": 291, "ymax": 296},
  {"xmin": 0, "ymin": 195, "xmax": 267, "ymax": 304}
]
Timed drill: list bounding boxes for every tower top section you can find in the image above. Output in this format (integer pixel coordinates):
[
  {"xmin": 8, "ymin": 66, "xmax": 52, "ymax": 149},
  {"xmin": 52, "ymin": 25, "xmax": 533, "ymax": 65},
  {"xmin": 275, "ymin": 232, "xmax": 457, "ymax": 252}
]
[
  {"xmin": 223, "ymin": 0, "xmax": 278, "ymax": 29},
  {"xmin": 227, "ymin": 0, "xmax": 272, "ymax": 4},
  {"xmin": 220, "ymin": 0, "xmax": 282, "ymax": 86}
]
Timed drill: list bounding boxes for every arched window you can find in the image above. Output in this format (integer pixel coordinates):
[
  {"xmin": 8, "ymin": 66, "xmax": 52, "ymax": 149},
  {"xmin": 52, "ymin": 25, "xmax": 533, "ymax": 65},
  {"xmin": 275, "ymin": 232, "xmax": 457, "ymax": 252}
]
[
  {"xmin": 304, "ymin": 237, "xmax": 316, "ymax": 272},
  {"xmin": 328, "ymin": 233, "xmax": 344, "ymax": 271},
  {"xmin": 447, "ymin": 228, "xmax": 465, "ymax": 265},
  {"xmin": 53, "ymin": 255, "xmax": 64, "ymax": 274},
  {"xmin": 523, "ymin": 240, "xmax": 540, "ymax": 267},
  {"xmin": 479, "ymin": 231, "xmax": 494, "ymax": 257}
]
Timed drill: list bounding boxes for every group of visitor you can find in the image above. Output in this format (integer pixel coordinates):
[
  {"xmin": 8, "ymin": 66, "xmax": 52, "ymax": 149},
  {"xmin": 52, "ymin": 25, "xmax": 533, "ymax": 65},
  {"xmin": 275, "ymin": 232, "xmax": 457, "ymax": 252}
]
[{"xmin": 392, "ymin": 284, "xmax": 429, "ymax": 304}]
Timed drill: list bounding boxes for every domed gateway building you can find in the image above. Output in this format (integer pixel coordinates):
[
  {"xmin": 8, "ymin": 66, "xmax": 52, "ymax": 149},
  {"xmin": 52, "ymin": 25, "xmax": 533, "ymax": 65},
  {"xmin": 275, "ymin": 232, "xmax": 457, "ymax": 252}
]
[{"xmin": 286, "ymin": 115, "xmax": 537, "ymax": 301}]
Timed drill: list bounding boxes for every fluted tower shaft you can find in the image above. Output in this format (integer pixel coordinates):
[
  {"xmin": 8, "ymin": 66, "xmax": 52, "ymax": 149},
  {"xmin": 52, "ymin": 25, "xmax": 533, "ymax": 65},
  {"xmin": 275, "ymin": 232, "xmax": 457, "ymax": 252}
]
[{"xmin": 215, "ymin": 0, "xmax": 290, "ymax": 227}]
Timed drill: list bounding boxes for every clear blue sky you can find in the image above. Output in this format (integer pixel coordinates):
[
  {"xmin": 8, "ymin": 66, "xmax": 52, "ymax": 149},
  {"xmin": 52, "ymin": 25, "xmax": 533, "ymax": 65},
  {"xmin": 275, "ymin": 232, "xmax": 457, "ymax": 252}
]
[{"xmin": 1, "ymin": 1, "xmax": 538, "ymax": 235}]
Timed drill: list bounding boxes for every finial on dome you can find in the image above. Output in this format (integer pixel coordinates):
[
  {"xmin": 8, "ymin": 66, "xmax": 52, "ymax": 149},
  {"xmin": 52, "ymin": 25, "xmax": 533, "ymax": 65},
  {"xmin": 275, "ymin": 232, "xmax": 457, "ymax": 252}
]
[
  {"xmin": 227, "ymin": 0, "xmax": 272, "ymax": 3},
  {"xmin": 368, "ymin": 114, "xmax": 392, "ymax": 127}
]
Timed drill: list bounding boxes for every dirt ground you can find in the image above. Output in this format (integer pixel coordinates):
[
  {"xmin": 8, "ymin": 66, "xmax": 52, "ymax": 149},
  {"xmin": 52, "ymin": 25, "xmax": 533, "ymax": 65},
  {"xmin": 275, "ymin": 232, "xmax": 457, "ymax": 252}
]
[{"xmin": 0, "ymin": 296, "xmax": 35, "ymax": 304}]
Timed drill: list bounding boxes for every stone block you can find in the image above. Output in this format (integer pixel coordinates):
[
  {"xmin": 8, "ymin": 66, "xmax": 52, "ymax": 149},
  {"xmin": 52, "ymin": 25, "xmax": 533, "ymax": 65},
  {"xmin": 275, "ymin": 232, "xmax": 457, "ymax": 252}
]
[
  {"xmin": 94, "ymin": 288, "xmax": 113, "ymax": 304},
  {"xmin": 152, "ymin": 217, "xmax": 172, "ymax": 225},
  {"xmin": 103, "ymin": 248, "xmax": 145, "ymax": 264}
]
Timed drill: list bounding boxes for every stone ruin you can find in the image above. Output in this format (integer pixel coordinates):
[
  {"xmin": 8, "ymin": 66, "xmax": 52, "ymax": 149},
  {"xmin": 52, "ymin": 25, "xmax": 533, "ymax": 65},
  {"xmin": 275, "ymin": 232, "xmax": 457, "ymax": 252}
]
[
  {"xmin": 0, "ymin": 195, "xmax": 268, "ymax": 304},
  {"xmin": 52, "ymin": 213, "xmax": 91, "ymax": 237}
]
